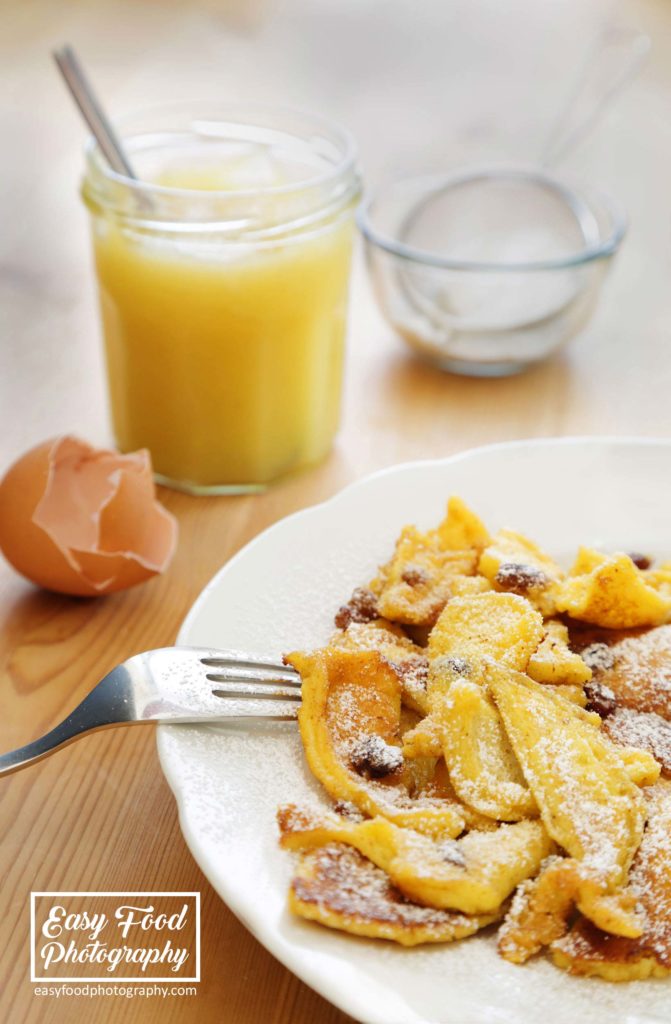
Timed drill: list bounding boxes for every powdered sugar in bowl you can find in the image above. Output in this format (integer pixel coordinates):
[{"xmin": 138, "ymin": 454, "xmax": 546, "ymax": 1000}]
[{"xmin": 359, "ymin": 166, "xmax": 626, "ymax": 377}]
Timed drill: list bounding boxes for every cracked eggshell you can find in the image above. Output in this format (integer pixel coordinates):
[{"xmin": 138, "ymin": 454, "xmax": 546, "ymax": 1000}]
[{"xmin": 0, "ymin": 435, "xmax": 178, "ymax": 596}]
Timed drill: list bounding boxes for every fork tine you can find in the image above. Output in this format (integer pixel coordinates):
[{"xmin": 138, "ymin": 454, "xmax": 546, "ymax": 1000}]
[
  {"xmin": 204, "ymin": 671, "xmax": 302, "ymax": 688},
  {"xmin": 211, "ymin": 687, "xmax": 302, "ymax": 702},
  {"xmin": 200, "ymin": 655, "xmax": 298, "ymax": 675},
  {"xmin": 213, "ymin": 709, "xmax": 299, "ymax": 721}
]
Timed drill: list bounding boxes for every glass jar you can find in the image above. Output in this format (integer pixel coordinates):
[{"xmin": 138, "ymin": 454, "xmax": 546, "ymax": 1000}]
[{"xmin": 82, "ymin": 103, "xmax": 361, "ymax": 494}]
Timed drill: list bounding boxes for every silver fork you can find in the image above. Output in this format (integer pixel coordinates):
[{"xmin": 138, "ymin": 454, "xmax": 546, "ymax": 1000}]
[{"xmin": 0, "ymin": 647, "xmax": 301, "ymax": 777}]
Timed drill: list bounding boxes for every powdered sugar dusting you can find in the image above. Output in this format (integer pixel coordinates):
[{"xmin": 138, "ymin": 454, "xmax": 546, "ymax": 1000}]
[
  {"xmin": 605, "ymin": 707, "xmax": 671, "ymax": 777},
  {"xmin": 632, "ymin": 784, "xmax": 671, "ymax": 964},
  {"xmin": 580, "ymin": 626, "xmax": 671, "ymax": 717},
  {"xmin": 556, "ymin": 782, "xmax": 671, "ymax": 969},
  {"xmin": 531, "ymin": 732, "xmax": 638, "ymax": 881}
]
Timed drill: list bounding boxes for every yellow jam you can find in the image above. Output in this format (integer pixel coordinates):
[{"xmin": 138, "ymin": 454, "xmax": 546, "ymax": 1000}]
[{"xmin": 89, "ymin": 160, "xmax": 356, "ymax": 491}]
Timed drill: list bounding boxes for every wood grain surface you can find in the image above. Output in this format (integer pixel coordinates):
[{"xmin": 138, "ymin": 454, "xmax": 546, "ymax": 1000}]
[{"xmin": 2, "ymin": 0, "xmax": 671, "ymax": 1020}]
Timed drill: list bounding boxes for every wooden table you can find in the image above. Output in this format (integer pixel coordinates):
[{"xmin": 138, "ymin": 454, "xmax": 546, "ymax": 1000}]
[{"xmin": 2, "ymin": 0, "xmax": 671, "ymax": 1020}]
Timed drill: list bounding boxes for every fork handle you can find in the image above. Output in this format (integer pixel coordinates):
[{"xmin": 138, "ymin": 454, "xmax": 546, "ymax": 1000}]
[
  {"xmin": 0, "ymin": 667, "xmax": 137, "ymax": 777},
  {"xmin": 0, "ymin": 718, "xmax": 138, "ymax": 777}
]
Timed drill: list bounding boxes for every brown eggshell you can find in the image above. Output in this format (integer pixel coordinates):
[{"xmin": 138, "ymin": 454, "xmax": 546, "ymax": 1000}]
[{"xmin": 0, "ymin": 436, "xmax": 178, "ymax": 596}]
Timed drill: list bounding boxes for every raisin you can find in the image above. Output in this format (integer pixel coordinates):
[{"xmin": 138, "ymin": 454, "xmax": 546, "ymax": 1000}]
[
  {"xmin": 333, "ymin": 800, "xmax": 365, "ymax": 822},
  {"xmin": 401, "ymin": 564, "xmax": 430, "ymax": 586},
  {"xmin": 495, "ymin": 562, "xmax": 549, "ymax": 594},
  {"xmin": 389, "ymin": 655, "xmax": 429, "ymax": 690},
  {"xmin": 581, "ymin": 642, "xmax": 615, "ymax": 673},
  {"xmin": 628, "ymin": 552, "xmax": 652, "ymax": 571},
  {"xmin": 584, "ymin": 679, "xmax": 617, "ymax": 718},
  {"xmin": 334, "ymin": 587, "xmax": 378, "ymax": 629},
  {"xmin": 349, "ymin": 735, "xmax": 404, "ymax": 778}
]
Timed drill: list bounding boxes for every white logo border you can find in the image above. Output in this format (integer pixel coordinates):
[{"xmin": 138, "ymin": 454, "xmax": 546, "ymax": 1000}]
[{"xmin": 30, "ymin": 891, "xmax": 201, "ymax": 984}]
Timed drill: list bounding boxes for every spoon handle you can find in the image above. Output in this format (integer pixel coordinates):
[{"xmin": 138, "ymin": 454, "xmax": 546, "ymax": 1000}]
[
  {"xmin": 540, "ymin": 26, "xmax": 650, "ymax": 168},
  {"xmin": 53, "ymin": 44, "xmax": 137, "ymax": 180}
]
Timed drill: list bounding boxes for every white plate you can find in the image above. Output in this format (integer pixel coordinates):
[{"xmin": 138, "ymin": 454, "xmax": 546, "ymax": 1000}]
[{"xmin": 158, "ymin": 438, "xmax": 671, "ymax": 1024}]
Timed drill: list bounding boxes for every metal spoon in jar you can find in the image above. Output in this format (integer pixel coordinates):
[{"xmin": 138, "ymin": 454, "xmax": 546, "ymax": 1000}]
[{"xmin": 53, "ymin": 45, "xmax": 138, "ymax": 180}]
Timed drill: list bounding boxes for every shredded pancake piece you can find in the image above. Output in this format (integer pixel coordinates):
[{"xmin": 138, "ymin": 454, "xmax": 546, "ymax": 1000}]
[
  {"xmin": 557, "ymin": 552, "xmax": 671, "ymax": 629},
  {"xmin": 498, "ymin": 856, "xmax": 579, "ymax": 963},
  {"xmin": 552, "ymin": 781, "xmax": 671, "ymax": 980},
  {"xmin": 278, "ymin": 804, "xmax": 552, "ymax": 915},
  {"xmin": 330, "ymin": 618, "xmax": 430, "ymax": 713},
  {"xmin": 526, "ymin": 620, "xmax": 592, "ymax": 686},
  {"xmin": 432, "ymin": 678, "xmax": 537, "ymax": 822},
  {"xmin": 287, "ymin": 648, "xmax": 467, "ymax": 837},
  {"xmin": 428, "ymin": 591, "xmax": 544, "ymax": 672},
  {"xmin": 488, "ymin": 663, "xmax": 647, "ymax": 937},
  {"xmin": 369, "ymin": 497, "xmax": 490, "ymax": 627},
  {"xmin": 289, "ymin": 843, "xmax": 500, "ymax": 945}
]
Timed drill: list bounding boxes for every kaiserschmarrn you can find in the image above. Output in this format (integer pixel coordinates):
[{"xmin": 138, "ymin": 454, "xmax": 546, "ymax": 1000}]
[{"xmin": 277, "ymin": 497, "xmax": 671, "ymax": 979}]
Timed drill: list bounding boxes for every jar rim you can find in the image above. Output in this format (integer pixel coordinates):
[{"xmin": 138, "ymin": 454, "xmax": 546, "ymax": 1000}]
[{"xmin": 83, "ymin": 100, "xmax": 359, "ymax": 202}]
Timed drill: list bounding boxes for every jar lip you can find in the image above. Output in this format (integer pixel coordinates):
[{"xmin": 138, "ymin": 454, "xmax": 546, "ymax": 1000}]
[{"xmin": 84, "ymin": 100, "xmax": 359, "ymax": 202}]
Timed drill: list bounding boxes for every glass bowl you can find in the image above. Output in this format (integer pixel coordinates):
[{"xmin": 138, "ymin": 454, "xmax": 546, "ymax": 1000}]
[{"xmin": 358, "ymin": 167, "xmax": 626, "ymax": 376}]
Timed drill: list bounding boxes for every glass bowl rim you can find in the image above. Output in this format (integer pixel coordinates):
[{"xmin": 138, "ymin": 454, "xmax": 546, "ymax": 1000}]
[{"xmin": 358, "ymin": 165, "xmax": 627, "ymax": 273}]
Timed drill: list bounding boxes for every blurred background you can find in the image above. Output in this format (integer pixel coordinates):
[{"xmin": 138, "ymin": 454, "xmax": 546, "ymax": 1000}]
[{"xmin": 3, "ymin": 0, "xmax": 671, "ymax": 469}]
